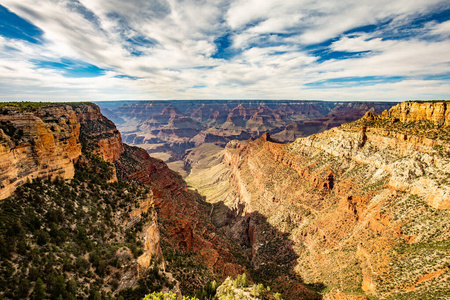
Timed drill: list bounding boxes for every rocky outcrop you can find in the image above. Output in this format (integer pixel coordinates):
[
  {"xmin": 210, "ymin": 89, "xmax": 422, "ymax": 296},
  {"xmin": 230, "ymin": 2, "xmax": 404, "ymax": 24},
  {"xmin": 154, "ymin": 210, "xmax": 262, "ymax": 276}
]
[
  {"xmin": 0, "ymin": 105, "xmax": 82, "ymax": 199},
  {"xmin": 0, "ymin": 103, "xmax": 126, "ymax": 200},
  {"xmin": 186, "ymin": 101, "xmax": 450, "ymax": 299},
  {"xmin": 72, "ymin": 103, "xmax": 124, "ymax": 162},
  {"xmin": 115, "ymin": 144, "xmax": 246, "ymax": 290},
  {"xmin": 130, "ymin": 198, "xmax": 164, "ymax": 269},
  {"xmin": 383, "ymin": 101, "xmax": 450, "ymax": 125}
]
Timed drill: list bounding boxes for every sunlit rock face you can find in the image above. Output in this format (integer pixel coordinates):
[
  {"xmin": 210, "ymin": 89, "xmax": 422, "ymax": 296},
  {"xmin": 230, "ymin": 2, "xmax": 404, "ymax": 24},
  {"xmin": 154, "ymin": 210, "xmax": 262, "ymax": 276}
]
[
  {"xmin": 384, "ymin": 101, "xmax": 450, "ymax": 126},
  {"xmin": 0, "ymin": 103, "xmax": 126, "ymax": 200},
  {"xmin": 0, "ymin": 105, "xmax": 82, "ymax": 199}
]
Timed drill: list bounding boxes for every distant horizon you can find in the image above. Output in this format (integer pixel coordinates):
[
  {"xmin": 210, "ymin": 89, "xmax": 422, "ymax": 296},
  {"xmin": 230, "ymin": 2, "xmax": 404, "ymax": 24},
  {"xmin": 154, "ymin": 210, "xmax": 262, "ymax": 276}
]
[
  {"xmin": 6, "ymin": 98, "xmax": 450, "ymax": 104},
  {"xmin": 0, "ymin": 0, "xmax": 449, "ymax": 101},
  {"xmin": 0, "ymin": 99, "xmax": 415, "ymax": 103}
]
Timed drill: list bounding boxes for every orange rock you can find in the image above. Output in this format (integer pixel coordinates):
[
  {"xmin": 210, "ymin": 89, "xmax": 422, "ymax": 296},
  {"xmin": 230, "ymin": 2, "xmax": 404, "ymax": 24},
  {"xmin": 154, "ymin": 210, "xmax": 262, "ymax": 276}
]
[
  {"xmin": 0, "ymin": 106, "xmax": 82, "ymax": 200},
  {"xmin": 324, "ymin": 290, "xmax": 368, "ymax": 300},
  {"xmin": 386, "ymin": 101, "xmax": 450, "ymax": 126},
  {"xmin": 416, "ymin": 268, "xmax": 448, "ymax": 284}
]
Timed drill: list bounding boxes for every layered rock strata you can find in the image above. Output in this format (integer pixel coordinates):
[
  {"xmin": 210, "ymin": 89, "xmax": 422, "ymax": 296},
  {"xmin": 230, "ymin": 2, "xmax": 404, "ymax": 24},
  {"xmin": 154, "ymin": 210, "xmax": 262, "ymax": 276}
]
[
  {"xmin": 187, "ymin": 101, "xmax": 450, "ymax": 299},
  {"xmin": 0, "ymin": 105, "xmax": 82, "ymax": 199},
  {"xmin": 0, "ymin": 103, "xmax": 126, "ymax": 200},
  {"xmin": 115, "ymin": 144, "xmax": 247, "ymax": 293},
  {"xmin": 101, "ymin": 100, "xmax": 396, "ymax": 161}
]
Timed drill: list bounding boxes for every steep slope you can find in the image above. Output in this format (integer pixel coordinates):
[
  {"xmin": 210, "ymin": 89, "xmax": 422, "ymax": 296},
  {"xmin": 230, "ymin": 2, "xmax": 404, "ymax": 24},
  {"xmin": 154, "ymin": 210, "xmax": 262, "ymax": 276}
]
[
  {"xmin": 187, "ymin": 101, "xmax": 450, "ymax": 299},
  {"xmin": 0, "ymin": 156, "xmax": 175, "ymax": 300},
  {"xmin": 115, "ymin": 144, "xmax": 248, "ymax": 295},
  {"xmin": 0, "ymin": 103, "xmax": 175, "ymax": 299},
  {"xmin": 0, "ymin": 102, "xmax": 125, "ymax": 200}
]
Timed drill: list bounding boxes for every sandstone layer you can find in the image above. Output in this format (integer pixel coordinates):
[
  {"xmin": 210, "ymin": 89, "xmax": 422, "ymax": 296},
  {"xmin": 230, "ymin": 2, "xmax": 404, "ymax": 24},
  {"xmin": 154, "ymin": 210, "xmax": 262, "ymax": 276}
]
[
  {"xmin": 0, "ymin": 103, "xmax": 126, "ymax": 200},
  {"xmin": 0, "ymin": 105, "xmax": 82, "ymax": 199}
]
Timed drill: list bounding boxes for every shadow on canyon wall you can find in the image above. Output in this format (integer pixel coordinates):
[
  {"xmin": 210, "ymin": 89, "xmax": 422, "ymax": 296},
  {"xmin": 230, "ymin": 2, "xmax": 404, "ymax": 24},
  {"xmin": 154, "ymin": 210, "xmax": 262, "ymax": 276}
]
[{"xmin": 209, "ymin": 199, "xmax": 324, "ymax": 300}]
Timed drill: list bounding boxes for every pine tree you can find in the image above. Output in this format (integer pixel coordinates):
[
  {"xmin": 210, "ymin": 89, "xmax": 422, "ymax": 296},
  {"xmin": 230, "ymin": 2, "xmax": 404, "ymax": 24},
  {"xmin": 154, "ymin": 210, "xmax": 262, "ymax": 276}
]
[
  {"xmin": 32, "ymin": 278, "xmax": 46, "ymax": 300},
  {"xmin": 241, "ymin": 273, "xmax": 247, "ymax": 287},
  {"xmin": 93, "ymin": 290, "xmax": 101, "ymax": 300},
  {"xmin": 51, "ymin": 275, "xmax": 66, "ymax": 300}
]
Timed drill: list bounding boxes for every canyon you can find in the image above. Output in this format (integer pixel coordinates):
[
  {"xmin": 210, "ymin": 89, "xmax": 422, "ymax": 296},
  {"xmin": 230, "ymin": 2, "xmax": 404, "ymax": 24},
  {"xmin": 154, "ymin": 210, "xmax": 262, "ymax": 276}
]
[
  {"xmin": 0, "ymin": 100, "xmax": 449, "ymax": 300},
  {"xmin": 186, "ymin": 101, "xmax": 450, "ymax": 299}
]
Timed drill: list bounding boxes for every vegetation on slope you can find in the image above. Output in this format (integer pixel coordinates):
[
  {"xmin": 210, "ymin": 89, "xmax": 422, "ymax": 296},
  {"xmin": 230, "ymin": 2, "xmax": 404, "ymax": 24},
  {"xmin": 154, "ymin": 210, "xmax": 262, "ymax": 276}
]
[
  {"xmin": 0, "ymin": 101, "xmax": 86, "ymax": 110},
  {"xmin": 344, "ymin": 108, "xmax": 450, "ymax": 142},
  {"xmin": 144, "ymin": 273, "xmax": 284, "ymax": 300},
  {"xmin": 0, "ymin": 152, "xmax": 171, "ymax": 300}
]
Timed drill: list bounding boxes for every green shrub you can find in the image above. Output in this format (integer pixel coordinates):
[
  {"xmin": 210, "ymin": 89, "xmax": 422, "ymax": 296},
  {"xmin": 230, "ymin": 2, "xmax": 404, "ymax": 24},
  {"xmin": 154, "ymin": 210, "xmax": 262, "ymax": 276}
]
[{"xmin": 143, "ymin": 291, "xmax": 199, "ymax": 300}]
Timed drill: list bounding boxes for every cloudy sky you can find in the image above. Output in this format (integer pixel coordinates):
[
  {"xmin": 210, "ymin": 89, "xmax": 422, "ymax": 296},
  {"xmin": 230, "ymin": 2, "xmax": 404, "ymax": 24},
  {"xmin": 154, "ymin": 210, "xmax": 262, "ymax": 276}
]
[{"xmin": 0, "ymin": 0, "xmax": 449, "ymax": 101}]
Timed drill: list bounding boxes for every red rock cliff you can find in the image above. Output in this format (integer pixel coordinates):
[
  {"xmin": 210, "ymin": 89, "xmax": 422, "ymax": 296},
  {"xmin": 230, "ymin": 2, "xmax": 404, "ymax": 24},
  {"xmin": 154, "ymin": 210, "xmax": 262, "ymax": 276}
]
[
  {"xmin": 115, "ymin": 144, "xmax": 246, "ymax": 292},
  {"xmin": 72, "ymin": 103, "xmax": 124, "ymax": 162}
]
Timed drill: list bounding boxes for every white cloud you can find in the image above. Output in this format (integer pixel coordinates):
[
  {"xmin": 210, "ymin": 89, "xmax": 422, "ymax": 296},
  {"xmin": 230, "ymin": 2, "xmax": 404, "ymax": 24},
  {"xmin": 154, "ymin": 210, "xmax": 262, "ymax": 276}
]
[
  {"xmin": 429, "ymin": 20, "xmax": 450, "ymax": 37},
  {"xmin": 309, "ymin": 39, "xmax": 450, "ymax": 80},
  {"xmin": 0, "ymin": 0, "xmax": 449, "ymax": 101},
  {"xmin": 330, "ymin": 35, "xmax": 397, "ymax": 52}
]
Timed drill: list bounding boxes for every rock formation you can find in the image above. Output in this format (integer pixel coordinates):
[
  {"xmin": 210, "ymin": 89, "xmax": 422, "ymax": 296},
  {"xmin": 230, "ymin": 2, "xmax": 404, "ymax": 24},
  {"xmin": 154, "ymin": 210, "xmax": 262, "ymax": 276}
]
[
  {"xmin": 115, "ymin": 143, "xmax": 248, "ymax": 294},
  {"xmin": 0, "ymin": 103, "xmax": 127, "ymax": 200},
  {"xmin": 72, "ymin": 103, "xmax": 124, "ymax": 162},
  {"xmin": 0, "ymin": 102, "xmax": 249, "ymax": 298},
  {"xmin": 384, "ymin": 101, "xmax": 450, "ymax": 125},
  {"xmin": 0, "ymin": 105, "xmax": 82, "ymax": 199}
]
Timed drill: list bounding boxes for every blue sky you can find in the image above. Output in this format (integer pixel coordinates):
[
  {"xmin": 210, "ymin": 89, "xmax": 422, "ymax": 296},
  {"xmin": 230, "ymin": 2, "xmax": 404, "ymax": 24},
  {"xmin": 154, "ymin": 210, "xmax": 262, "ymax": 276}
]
[{"xmin": 0, "ymin": 0, "xmax": 449, "ymax": 101}]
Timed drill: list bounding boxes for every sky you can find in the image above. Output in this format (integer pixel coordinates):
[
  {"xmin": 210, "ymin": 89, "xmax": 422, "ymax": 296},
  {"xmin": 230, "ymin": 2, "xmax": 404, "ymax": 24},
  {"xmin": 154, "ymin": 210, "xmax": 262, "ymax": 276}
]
[{"xmin": 0, "ymin": 0, "xmax": 449, "ymax": 101}]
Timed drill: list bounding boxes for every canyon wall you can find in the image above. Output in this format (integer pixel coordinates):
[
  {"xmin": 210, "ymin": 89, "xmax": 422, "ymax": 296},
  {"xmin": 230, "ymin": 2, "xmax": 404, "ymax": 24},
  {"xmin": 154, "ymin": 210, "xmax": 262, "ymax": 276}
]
[
  {"xmin": 384, "ymin": 101, "xmax": 450, "ymax": 125},
  {"xmin": 115, "ymin": 143, "xmax": 248, "ymax": 294},
  {"xmin": 0, "ymin": 105, "xmax": 82, "ymax": 199},
  {"xmin": 187, "ymin": 101, "xmax": 450, "ymax": 299},
  {"xmin": 99, "ymin": 100, "xmax": 396, "ymax": 162},
  {"xmin": 71, "ymin": 103, "xmax": 124, "ymax": 162}
]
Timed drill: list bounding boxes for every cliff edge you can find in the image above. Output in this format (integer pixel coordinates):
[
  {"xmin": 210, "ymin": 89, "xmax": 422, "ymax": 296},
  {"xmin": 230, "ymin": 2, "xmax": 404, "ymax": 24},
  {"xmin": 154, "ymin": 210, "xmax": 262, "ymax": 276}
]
[{"xmin": 0, "ymin": 103, "xmax": 125, "ymax": 200}]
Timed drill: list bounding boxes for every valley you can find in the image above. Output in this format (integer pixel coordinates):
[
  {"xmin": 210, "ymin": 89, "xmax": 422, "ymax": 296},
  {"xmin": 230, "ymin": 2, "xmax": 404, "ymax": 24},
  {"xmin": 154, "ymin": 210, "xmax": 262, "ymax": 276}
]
[{"xmin": 2, "ymin": 0, "xmax": 449, "ymax": 299}]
